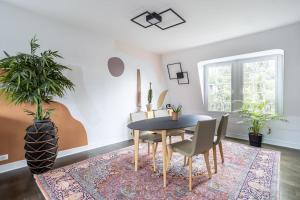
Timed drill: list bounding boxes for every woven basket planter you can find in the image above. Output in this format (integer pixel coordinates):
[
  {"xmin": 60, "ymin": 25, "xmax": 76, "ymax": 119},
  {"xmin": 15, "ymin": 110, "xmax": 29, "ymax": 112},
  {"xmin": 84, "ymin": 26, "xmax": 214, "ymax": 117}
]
[{"xmin": 24, "ymin": 119, "xmax": 58, "ymax": 174}]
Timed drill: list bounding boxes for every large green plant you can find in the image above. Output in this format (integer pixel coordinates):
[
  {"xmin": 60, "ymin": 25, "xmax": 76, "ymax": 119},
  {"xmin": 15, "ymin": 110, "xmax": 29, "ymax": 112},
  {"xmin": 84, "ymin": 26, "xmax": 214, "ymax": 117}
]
[
  {"xmin": 239, "ymin": 101, "xmax": 286, "ymax": 134},
  {"xmin": 0, "ymin": 37, "xmax": 74, "ymax": 120},
  {"xmin": 147, "ymin": 82, "xmax": 152, "ymax": 104}
]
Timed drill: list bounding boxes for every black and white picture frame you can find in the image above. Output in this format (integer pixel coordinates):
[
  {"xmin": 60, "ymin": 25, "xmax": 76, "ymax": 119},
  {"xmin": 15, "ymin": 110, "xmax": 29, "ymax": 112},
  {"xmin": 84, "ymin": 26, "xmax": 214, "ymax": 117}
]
[
  {"xmin": 177, "ymin": 72, "xmax": 189, "ymax": 85},
  {"xmin": 167, "ymin": 62, "xmax": 182, "ymax": 80},
  {"xmin": 176, "ymin": 72, "xmax": 184, "ymax": 79}
]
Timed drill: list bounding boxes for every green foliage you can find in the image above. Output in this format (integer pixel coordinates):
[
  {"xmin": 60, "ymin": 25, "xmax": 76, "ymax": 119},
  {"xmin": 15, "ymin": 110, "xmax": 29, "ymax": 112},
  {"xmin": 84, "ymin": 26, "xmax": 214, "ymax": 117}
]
[
  {"xmin": 0, "ymin": 36, "xmax": 74, "ymax": 120},
  {"xmin": 172, "ymin": 105, "xmax": 182, "ymax": 113},
  {"xmin": 147, "ymin": 82, "xmax": 152, "ymax": 104},
  {"xmin": 239, "ymin": 101, "xmax": 286, "ymax": 135},
  {"xmin": 207, "ymin": 66, "xmax": 231, "ymax": 112}
]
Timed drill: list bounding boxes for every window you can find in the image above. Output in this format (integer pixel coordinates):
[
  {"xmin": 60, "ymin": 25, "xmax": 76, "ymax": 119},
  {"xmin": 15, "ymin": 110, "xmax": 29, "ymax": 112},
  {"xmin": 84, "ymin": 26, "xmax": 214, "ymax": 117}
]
[
  {"xmin": 242, "ymin": 58, "xmax": 277, "ymax": 113},
  {"xmin": 199, "ymin": 50, "xmax": 284, "ymax": 113},
  {"xmin": 206, "ymin": 63, "xmax": 232, "ymax": 112}
]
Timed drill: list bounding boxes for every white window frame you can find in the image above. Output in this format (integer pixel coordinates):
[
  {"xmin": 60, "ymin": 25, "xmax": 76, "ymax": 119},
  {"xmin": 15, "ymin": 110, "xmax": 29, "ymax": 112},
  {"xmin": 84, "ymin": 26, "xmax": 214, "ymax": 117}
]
[
  {"xmin": 198, "ymin": 50, "xmax": 284, "ymax": 114},
  {"xmin": 204, "ymin": 61, "xmax": 232, "ymax": 113}
]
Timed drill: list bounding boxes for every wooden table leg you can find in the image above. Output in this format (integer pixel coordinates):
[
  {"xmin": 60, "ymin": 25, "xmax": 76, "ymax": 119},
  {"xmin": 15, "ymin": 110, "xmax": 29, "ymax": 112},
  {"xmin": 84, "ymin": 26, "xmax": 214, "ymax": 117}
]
[
  {"xmin": 134, "ymin": 130, "xmax": 140, "ymax": 171},
  {"xmin": 161, "ymin": 130, "xmax": 167, "ymax": 187}
]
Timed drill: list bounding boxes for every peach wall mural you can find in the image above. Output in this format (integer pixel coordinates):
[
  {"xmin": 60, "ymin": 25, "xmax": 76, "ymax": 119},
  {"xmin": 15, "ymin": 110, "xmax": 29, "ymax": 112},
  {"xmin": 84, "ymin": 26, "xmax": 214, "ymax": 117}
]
[{"xmin": 0, "ymin": 95, "xmax": 88, "ymax": 165}]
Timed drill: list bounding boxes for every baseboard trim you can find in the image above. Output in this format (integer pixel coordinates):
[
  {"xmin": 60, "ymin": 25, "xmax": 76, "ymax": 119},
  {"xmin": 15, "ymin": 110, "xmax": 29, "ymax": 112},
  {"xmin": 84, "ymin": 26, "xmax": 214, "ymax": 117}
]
[
  {"xmin": 227, "ymin": 132, "xmax": 300, "ymax": 150},
  {"xmin": 0, "ymin": 139, "xmax": 132, "ymax": 174}
]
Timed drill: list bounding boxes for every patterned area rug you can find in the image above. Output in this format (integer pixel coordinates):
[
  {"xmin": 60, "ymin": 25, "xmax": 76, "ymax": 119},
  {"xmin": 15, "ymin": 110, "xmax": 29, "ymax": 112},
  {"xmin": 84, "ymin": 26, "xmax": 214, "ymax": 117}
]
[{"xmin": 35, "ymin": 140, "xmax": 280, "ymax": 200}]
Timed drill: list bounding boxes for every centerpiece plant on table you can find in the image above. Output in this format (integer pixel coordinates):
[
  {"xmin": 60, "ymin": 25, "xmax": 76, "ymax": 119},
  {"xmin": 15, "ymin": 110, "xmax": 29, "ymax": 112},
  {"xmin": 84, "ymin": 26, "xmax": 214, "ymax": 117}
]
[
  {"xmin": 171, "ymin": 105, "xmax": 182, "ymax": 121},
  {"xmin": 146, "ymin": 82, "xmax": 153, "ymax": 111}
]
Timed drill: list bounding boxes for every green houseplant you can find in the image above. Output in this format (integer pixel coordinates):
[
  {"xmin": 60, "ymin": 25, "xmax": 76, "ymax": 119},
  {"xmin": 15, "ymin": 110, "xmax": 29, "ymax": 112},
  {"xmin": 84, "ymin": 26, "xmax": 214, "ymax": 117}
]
[
  {"xmin": 0, "ymin": 37, "xmax": 74, "ymax": 174},
  {"xmin": 239, "ymin": 101, "xmax": 286, "ymax": 147},
  {"xmin": 146, "ymin": 82, "xmax": 153, "ymax": 111},
  {"xmin": 171, "ymin": 105, "xmax": 182, "ymax": 120}
]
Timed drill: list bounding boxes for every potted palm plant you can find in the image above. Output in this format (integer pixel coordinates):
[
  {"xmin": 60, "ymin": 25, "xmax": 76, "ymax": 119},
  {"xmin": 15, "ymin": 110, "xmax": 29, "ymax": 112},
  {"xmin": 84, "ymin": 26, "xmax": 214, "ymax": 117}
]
[
  {"xmin": 239, "ymin": 101, "xmax": 286, "ymax": 147},
  {"xmin": 171, "ymin": 105, "xmax": 182, "ymax": 120},
  {"xmin": 0, "ymin": 37, "xmax": 74, "ymax": 174},
  {"xmin": 146, "ymin": 82, "xmax": 153, "ymax": 111}
]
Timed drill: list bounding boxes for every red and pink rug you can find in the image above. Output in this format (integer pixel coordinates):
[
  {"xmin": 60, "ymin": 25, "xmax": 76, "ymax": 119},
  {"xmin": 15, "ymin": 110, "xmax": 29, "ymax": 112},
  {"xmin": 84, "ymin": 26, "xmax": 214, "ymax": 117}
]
[{"xmin": 35, "ymin": 140, "xmax": 280, "ymax": 200}]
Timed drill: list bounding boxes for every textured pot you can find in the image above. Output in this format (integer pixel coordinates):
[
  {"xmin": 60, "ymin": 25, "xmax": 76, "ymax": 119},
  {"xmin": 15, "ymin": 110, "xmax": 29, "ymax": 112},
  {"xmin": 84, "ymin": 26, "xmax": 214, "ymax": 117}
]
[
  {"xmin": 248, "ymin": 132, "xmax": 262, "ymax": 147},
  {"xmin": 24, "ymin": 119, "xmax": 58, "ymax": 174},
  {"xmin": 171, "ymin": 112, "xmax": 179, "ymax": 121}
]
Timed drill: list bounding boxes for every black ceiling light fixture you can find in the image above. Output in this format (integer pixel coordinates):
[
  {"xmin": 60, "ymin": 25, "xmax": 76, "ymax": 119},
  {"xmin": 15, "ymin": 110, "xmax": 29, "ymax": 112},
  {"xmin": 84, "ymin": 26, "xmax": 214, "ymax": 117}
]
[
  {"xmin": 131, "ymin": 8, "xmax": 186, "ymax": 30},
  {"xmin": 146, "ymin": 12, "xmax": 162, "ymax": 25}
]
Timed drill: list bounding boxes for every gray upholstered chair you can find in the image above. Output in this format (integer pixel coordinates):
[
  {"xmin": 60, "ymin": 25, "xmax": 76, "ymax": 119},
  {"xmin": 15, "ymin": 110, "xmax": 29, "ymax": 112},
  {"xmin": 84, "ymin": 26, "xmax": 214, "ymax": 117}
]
[
  {"xmin": 153, "ymin": 109, "xmax": 185, "ymax": 144},
  {"xmin": 130, "ymin": 111, "xmax": 162, "ymax": 171},
  {"xmin": 167, "ymin": 119, "xmax": 217, "ymax": 191},
  {"xmin": 212, "ymin": 114, "xmax": 229, "ymax": 173}
]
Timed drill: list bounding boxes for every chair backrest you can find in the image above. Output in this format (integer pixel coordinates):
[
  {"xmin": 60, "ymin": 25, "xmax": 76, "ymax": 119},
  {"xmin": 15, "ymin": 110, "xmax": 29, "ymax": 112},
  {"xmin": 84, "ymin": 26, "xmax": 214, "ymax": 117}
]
[
  {"xmin": 191, "ymin": 119, "xmax": 217, "ymax": 155},
  {"xmin": 130, "ymin": 111, "xmax": 147, "ymax": 122},
  {"xmin": 153, "ymin": 109, "xmax": 170, "ymax": 118},
  {"xmin": 215, "ymin": 114, "xmax": 229, "ymax": 144}
]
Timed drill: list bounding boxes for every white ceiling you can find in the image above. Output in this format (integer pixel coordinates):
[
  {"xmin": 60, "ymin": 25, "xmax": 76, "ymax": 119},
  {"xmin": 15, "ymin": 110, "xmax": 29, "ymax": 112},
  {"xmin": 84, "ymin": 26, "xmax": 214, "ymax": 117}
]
[{"xmin": 3, "ymin": 0, "xmax": 300, "ymax": 54}]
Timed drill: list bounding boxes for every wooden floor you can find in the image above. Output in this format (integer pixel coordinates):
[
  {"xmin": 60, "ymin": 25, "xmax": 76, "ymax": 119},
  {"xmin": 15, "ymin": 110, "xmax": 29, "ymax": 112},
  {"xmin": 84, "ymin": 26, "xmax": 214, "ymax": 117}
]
[{"xmin": 0, "ymin": 138, "xmax": 299, "ymax": 200}]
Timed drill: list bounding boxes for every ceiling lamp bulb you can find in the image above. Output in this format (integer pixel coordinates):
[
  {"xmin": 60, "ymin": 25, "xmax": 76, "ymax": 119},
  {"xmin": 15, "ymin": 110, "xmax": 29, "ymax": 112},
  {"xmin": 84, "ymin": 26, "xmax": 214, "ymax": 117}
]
[{"xmin": 146, "ymin": 12, "xmax": 162, "ymax": 25}]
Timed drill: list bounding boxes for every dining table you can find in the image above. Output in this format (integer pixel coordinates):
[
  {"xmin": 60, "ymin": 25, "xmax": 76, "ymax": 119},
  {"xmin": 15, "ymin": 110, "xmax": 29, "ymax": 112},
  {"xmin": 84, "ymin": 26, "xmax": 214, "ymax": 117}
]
[{"xmin": 127, "ymin": 114, "xmax": 212, "ymax": 187}]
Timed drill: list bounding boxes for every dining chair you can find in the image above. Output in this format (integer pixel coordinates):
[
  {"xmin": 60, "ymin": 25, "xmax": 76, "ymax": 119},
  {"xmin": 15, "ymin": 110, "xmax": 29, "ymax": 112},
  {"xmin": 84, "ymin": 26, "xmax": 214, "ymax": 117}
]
[
  {"xmin": 130, "ymin": 111, "xmax": 150, "ymax": 154},
  {"xmin": 153, "ymin": 109, "xmax": 185, "ymax": 144},
  {"xmin": 130, "ymin": 111, "xmax": 162, "ymax": 171},
  {"xmin": 212, "ymin": 114, "xmax": 229, "ymax": 173},
  {"xmin": 167, "ymin": 119, "xmax": 217, "ymax": 191}
]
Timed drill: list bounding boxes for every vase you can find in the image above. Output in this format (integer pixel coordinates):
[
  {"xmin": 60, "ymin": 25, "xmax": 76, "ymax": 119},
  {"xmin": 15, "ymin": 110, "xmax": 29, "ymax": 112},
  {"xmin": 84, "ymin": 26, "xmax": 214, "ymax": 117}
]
[
  {"xmin": 248, "ymin": 132, "xmax": 263, "ymax": 147},
  {"xmin": 24, "ymin": 119, "xmax": 58, "ymax": 174},
  {"xmin": 171, "ymin": 112, "xmax": 179, "ymax": 121},
  {"xmin": 146, "ymin": 104, "xmax": 152, "ymax": 112}
]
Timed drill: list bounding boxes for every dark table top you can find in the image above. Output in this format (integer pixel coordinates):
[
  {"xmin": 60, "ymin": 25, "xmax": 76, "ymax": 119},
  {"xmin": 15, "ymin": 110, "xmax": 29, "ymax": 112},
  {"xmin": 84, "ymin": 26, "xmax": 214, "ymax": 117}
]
[{"xmin": 127, "ymin": 114, "xmax": 212, "ymax": 131}]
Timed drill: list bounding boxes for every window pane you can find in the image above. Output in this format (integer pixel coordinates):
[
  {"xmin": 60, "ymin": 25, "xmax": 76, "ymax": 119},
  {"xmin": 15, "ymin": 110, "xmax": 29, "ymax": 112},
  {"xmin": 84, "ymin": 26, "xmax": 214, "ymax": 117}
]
[
  {"xmin": 207, "ymin": 65, "xmax": 231, "ymax": 112},
  {"xmin": 243, "ymin": 59, "xmax": 276, "ymax": 113}
]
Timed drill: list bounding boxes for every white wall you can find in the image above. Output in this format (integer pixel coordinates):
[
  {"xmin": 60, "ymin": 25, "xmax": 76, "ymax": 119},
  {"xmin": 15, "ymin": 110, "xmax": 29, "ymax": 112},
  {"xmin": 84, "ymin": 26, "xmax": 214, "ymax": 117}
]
[
  {"xmin": 0, "ymin": 2, "xmax": 167, "ymax": 172},
  {"xmin": 162, "ymin": 22, "xmax": 300, "ymax": 149}
]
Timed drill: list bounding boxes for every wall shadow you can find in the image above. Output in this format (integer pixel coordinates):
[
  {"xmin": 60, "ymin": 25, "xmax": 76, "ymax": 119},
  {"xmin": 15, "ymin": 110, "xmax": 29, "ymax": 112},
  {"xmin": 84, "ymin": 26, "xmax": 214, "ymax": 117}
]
[{"xmin": 0, "ymin": 95, "xmax": 88, "ymax": 165}]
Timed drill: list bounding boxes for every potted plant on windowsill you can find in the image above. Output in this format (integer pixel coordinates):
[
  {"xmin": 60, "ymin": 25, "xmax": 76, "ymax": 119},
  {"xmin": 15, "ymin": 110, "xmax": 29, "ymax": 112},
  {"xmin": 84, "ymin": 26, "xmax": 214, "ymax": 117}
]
[
  {"xmin": 146, "ymin": 82, "xmax": 152, "ymax": 112},
  {"xmin": 0, "ymin": 37, "xmax": 74, "ymax": 174},
  {"xmin": 239, "ymin": 101, "xmax": 286, "ymax": 147},
  {"xmin": 171, "ymin": 105, "xmax": 182, "ymax": 121}
]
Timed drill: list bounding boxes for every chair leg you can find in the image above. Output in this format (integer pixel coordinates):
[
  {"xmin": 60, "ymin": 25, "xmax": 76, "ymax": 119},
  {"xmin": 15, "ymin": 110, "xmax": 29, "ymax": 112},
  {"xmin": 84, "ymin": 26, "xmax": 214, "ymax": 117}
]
[
  {"xmin": 167, "ymin": 145, "xmax": 173, "ymax": 169},
  {"xmin": 188, "ymin": 157, "xmax": 192, "ymax": 191},
  {"xmin": 151, "ymin": 143, "xmax": 156, "ymax": 172},
  {"xmin": 181, "ymin": 133, "xmax": 185, "ymax": 141},
  {"xmin": 147, "ymin": 143, "xmax": 150, "ymax": 155},
  {"xmin": 134, "ymin": 130, "xmax": 140, "ymax": 171},
  {"xmin": 154, "ymin": 142, "xmax": 158, "ymax": 154},
  {"xmin": 169, "ymin": 136, "xmax": 172, "ymax": 144},
  {"xmin": 219, "ymin": 141, "xmax": 224, "ymax": 163},
  {"xmin": 213, "ymin": 145, "xmax": 217, "ymax": 173},
  {"xmin": 204, "ymin": 151, "xmax": 212, "ymax": 179},
  {"xmin": 184, "ymin": 156, "xmax": 187, "ymax": 166}
]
